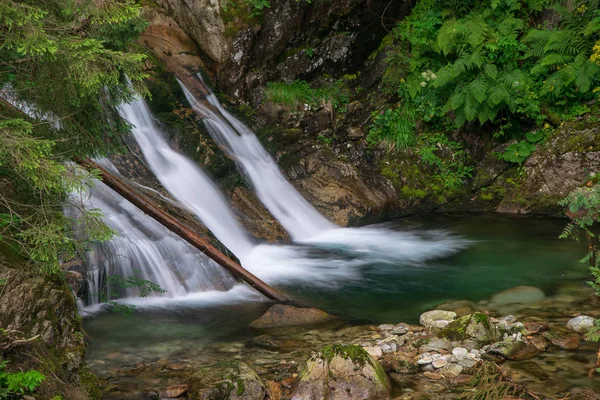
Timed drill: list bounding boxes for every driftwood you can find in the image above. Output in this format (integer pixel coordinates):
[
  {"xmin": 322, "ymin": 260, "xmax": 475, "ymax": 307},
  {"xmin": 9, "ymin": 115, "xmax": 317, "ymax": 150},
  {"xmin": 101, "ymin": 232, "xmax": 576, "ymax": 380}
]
[{"xmin": 77, "ymin": 158, "xmax": 289, "ymax": 303}]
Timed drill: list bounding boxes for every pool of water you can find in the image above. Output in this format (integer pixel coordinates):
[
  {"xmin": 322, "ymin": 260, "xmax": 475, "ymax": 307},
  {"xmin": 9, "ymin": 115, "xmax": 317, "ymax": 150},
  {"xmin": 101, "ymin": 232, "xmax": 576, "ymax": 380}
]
[{"xmin": 84, "ymin": 214, "xmax": 588, "ymax": 370}]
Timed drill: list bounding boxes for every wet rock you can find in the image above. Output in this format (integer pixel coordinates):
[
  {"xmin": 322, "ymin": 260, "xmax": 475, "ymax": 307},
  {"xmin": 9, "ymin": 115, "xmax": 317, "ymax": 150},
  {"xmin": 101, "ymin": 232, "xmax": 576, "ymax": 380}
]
[
  {"xmin": 485, "ymin": 340, "xmax": 538, "ymax": 361},
  {"xmin": 250, "ymin": 304, "xmax": 334, "ymax": 328},
  {"xmin": 420, "ymin": 310, "xmax": 457, "ymax": 330},
  {"xmin": 290, "ymin": 344, "xmax": 391, "ymax": 400},
  {"xmin": 423, "ymin": 371, "xmax": 443, "ymax": 380},
  {"xmin": 566, "ymin": 316, "xmax": 595, "ymax": 333},
  {"xmin": 141, "ymin": 390, "xmax": 160, "ymax": 400},
  {"xmin": 452, "ymin": 347, "xmax": 468, "ymax": 360},
  {"xmin": 438, "ymin": 312, "xmax": 501, "ymax": 345},
  {"xmin": 458, "ymin": 358, "xmax": 478, "ymax": 369},
  {"xmin": 418, "ymin": 337, "xmax": 452, "ymax": 354},
  {"xmin": 440, "ymin": 364, "xmax": 463, "ymax": 378},
  {"xmin": 528, "ymin": 335, "xmax": 548, "ymax": 351},
  {"xmin": 264, "ymin": 380, "xmax": 282, "ymax": 400},
  {"xmin": 362, "ymin": 345, "xmax": 383, "ymax": 360},
  {"xmin": 524, "ymin": 321, "xmax": 548, "ymax": 334},
  {"xmin": 543, "ymin": 328, "xmax": 581, "ymax": 350},
  {"xmin": 189, "ymin": 360, "xmax": 265, "ymax": 400},
  {"xmin": 490, "ymin": 286, "xmax": 545, "ymax": 306},
  {"xmin": 165, "ymin": 384, "xmax": 188, "ymax": 398},
  {"xmin": 432, "ymin": 358, "xmax": 447, "ymax": 369},
  {"xmin": 381, "ymin": 351, "xmax": 419, "ymax": 374},
  {"xmin": 251, "ymin": 334, "xmax": 307, "ymax": 350}
]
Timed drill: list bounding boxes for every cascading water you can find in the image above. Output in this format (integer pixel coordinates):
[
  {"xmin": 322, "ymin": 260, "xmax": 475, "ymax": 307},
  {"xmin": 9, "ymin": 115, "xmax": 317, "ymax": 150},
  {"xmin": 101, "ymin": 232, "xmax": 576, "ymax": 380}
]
[
  {"xmin": 178, "ymin": 78, "xmax": 470, "ymax": 260},
  {"xmin": 118, "ymin": 97, "xmax": 255, "ymax": 259},
  {"xmin": 179, "ymin": 82, "xmax": 336, "ymax": 242},
  {"xmin": 68, "ymin": 171, "xmax": 236, "ymax": 306},
  {"xmin": 113, "ymin": 86, "xmax": 470, "ymax": 296}
]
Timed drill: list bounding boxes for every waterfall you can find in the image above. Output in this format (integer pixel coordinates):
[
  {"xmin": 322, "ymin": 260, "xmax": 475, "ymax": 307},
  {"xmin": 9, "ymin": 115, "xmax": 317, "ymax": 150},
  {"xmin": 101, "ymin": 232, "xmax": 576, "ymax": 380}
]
[
  {"xmin": 177, "ymin": 78, "xmax": 471, "ymax": 261},
  {"xmin": 118, "ymin": 97, "xmax": 255, "ymax": 258},
  {"xmin": 69, "ymin": 175, "xmax": 236, "ymax": 306},
  {"xmin": 179, "ymin": 82, "xmax": 337, "ymax": 242}
]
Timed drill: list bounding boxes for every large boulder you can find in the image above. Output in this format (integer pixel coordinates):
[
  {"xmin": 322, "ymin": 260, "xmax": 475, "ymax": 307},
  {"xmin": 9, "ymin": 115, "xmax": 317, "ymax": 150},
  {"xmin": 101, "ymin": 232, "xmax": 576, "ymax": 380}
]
[
  {"xmin": 490, "ymin": 286, "xmax": 545, "ymax": 306},
  {"xmin": 189, "ymin": 360, "xmax": 266, "ymax": 400},
  {"xmin": 543, "ymin": 328, "xmax": 581, "ymax": 350},
  {"xmin": 250, "ymin": 304, "xmax": 334, "ymax": 328},
  {"xmin": 566, "ymin": 316, "xmax": 595, "ymax": 334},
  {"xmin": 290, "ymin": 344, "xmax": 391, "ymax": 400},
  {"xmin": 420, "ymin": 310, "xmax": 457, "ymax": 330},
  {"xmin": 438, "ymin": 312, "xmax": 501, "ymax": 345},
  {"xmin": 485, "ymin": 340, "xmax": 539, "ymax": 361}
]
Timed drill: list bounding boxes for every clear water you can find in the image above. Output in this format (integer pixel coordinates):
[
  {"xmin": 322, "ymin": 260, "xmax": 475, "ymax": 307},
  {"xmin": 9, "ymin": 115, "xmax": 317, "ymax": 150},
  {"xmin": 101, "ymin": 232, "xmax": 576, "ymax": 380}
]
[{"xmin": 84, "ymin": 214, "xmax": 587, "ymax": 368}]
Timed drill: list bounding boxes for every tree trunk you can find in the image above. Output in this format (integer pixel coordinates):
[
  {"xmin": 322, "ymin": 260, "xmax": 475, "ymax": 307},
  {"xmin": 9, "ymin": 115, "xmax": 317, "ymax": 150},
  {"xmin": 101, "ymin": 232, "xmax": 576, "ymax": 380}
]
[{"xmin": 77, "ymin": 158, "xmax": 289, "ymax": 303}]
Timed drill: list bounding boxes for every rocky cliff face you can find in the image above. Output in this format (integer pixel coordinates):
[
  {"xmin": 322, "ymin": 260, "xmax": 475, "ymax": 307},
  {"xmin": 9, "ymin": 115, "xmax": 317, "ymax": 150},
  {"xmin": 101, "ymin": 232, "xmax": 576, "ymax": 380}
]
[
  {"xmin": 0, "ymin": 253, "xmax": 101, "ymax": 399},
  {"xmin": 138, "ymin": 0, "xmax": 596, "ymax": 232},
  {"xmin": 450, "ymin": 122, "xmax": 600, "ymax": 215},
  {"xmin": 154, "ymin": 0, "xmax": 411, "ymax": 99}
]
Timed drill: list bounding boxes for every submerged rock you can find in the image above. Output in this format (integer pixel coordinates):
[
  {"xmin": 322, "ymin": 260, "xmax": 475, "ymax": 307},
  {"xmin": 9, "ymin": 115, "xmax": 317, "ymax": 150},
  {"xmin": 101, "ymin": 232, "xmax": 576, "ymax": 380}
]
[
  {"xmin": 420, "ymin": 310, "xmax": 457, "ymax": 330},
  {"xmin": 566, "ymin": 316, "xmax": 595, "ymax": 333},
  {"xmin": 438, "ymin": 312, "xmax": 501, "ymax": 345},
  {"xmin": 485, "ymin": 340, "xmax": 538, "ymax": 361},
  {"xmin": 165, "ymin": 384, "xmax": 189, "ymax": 398},
  {"xmin": 250, "ymin": 304, "xmax": 334, "ymax": 328},
  {"xmin": 542, "ymin": 328, "xmax": 581, "ymax": 350},
  {"xmin": 290, "ymin": 344, "xmax": 391, "ymax": 400},
  {"xmin": 189, "ymin": 360, "xmax": 265, "ymax": 400},
  {"xmin": 490, "ymin": 286, "xmax": 545, "ymax": 306}
]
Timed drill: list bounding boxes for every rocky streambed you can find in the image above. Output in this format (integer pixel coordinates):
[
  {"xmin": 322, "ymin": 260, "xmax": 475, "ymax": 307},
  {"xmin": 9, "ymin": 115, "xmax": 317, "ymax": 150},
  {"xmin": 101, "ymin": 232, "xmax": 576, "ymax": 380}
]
[{"xmin": 92, "ymin": 281, "xmax": 600, "ymax": 400}]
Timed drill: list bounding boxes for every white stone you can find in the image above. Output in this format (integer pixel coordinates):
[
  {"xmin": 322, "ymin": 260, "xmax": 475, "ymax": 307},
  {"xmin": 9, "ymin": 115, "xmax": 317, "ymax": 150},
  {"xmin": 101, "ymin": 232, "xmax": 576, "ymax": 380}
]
[
  {"xmin": 362, "ymin": 346, "xmax": 383, "ymax": 360},
  {"xmin": 432, "ymin": 359, "xmax": 447, "ymax": 369},
  {"xmin": 417, "ymin": 357, "xmax": 433, "ymax": 365},
  {"xmin": 452, "ymin": 347, "xmax": 468, "ymax": 360},
  {"xmin": 566, "ymin": 316, "xmax": 595, "ymax": 333},
  {"xmin": 440, "ymin": 364, "xmax": 464, "ymax": 378}
]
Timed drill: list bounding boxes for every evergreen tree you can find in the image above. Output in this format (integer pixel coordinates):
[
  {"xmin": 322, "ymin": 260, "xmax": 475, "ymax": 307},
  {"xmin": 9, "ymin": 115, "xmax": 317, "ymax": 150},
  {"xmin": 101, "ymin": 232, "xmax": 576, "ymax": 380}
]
[{"xmin": 0, "ymin": 0, "xmax": 148, "ymax": 271}]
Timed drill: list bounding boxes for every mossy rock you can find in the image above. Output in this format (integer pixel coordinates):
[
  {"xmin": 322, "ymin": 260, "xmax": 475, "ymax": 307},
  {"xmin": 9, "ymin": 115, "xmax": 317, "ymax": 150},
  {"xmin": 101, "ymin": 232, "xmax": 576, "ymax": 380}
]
[
  {"xmin": 290, "ymin": 344, "xmax": 391, "ymax": 400},
  {"xmin": 438, "ymin": 312, "xmax": 501, "ymax": 345},
  {"xmin": 189, "ymin": 360, "xmax": 265, "ymax": 400}
]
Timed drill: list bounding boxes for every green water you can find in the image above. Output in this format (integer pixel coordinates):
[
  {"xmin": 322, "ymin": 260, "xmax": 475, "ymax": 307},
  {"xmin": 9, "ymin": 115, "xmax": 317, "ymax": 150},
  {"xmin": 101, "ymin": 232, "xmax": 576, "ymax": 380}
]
[
  {"xmin": 281, "ymin": 214, "xmax": 588, "ymax": 324},
  {"xmin": 84, "ymin": 214, "xmax": 587, "ymax": 368}
]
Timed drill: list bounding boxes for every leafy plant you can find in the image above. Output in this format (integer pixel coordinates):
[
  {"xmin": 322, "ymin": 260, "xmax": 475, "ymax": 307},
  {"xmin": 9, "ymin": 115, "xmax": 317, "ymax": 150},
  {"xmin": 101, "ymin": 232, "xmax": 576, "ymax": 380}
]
[
  {"xmin": 559, "ymin": 180, "xmax": 600, "ymax": 357},
  {"xmin": 368, "ymin": 106, "xmax": 416, "ymax": 149},
  {"xmin": 376, "ymin": 0, "xmax": 600, "ymax": 143},
  {"xmin": 265, "ymin": 79, "xmax": 351, "ymax": 113},
  {"xmin": 500, "ymin": 128, "xmax": 546, "ymax": 164},
  {"xmin": 0, "ymin": 361, "xmax": 45, "ymax": 399}
]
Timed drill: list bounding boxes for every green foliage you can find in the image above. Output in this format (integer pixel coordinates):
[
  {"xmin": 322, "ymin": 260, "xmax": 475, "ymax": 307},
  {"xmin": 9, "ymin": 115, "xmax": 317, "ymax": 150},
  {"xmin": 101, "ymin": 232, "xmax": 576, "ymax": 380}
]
[
  {"xmin": 419, "ymin": 133, "xmax": 474, "ymax": 190},
  {"xmin": 0, "ymin": 361, "xmax": 45, "ymax": 399},
  {"xmin": 265, "ymin": 79, "xmax": 351, "ymax": 113},
  {"xmin": 368, "ymin": 107, "xmax": 416, "ymax": 149},
  {"xmin": 0, "ymin": 0, "xmax": 148, "ymax": 272},
  {"xmin": 377, "ymin": 0, "xmax": 600, "ymax": 146},
  {"xmin": 559, "ymin": 180, "xmax": 600, "ymax": 345},
  {"xmin": 98, "ymin": 272, "xmax": 167, "ymax": 317}
]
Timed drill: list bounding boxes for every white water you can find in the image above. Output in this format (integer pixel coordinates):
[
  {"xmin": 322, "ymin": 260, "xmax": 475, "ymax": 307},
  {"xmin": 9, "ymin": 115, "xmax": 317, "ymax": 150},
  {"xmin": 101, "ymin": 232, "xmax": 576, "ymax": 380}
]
[
  {"xmin": 118, "ymin": 97, "xmax": 255, "ymax": 258},
  {"xmin": 68, "ymin": 174, "xmax": 236, "ymax": 306},
  {"xmin": 180, "ymin": 83, "xmax": 336, "ymax": 241},
  {"xmin": 178, "ymin": 78, "xmax": 470, "ymax": 261}
]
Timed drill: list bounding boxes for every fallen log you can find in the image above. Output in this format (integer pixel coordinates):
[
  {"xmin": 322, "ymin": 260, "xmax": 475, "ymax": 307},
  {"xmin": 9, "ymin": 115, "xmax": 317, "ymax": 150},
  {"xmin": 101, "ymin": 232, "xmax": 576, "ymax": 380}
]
[{"xmin": 77, "ymin": 158, "xmax": 289, "ymax": 303}]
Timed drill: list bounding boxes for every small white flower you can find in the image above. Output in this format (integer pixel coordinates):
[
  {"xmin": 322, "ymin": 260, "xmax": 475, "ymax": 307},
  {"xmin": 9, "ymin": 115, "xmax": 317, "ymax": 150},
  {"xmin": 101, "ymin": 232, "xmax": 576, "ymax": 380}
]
[{"xmin": 420, "ymin": 81, "xmax": 427, "ymax": 87}]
